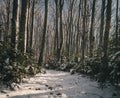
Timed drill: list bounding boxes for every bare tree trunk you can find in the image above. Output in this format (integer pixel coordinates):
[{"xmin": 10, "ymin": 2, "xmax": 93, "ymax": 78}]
[
  {"xmin": 11, "ymin": 0, "xmax": 18, "ymax": 49},
  {"xmin": 76, "ymin": 0, "xmax": 81, "ymax": 56},
  {"xmin": 98, "ymin": 0, "xmax": 105, "ymax": 56},
  {"xmin": 89, "ymin": 0, "xmax": 96, "ymax": 57},
  {"xmin": 38, "ymin": 0, "xmax": 48, "ymax": 66},
  {"xmin": 11, "ymin": 0, "xmax": 19, "ymax": 63},
  {"xmin": 26, "ymin": 0, "xmax": 30, "ymax": 53},
  {"xmin": 81, "ymin": 0, "xmax": 87, "ymax": 66},
  {"xmin": 5, "ymin": 0, "xmax": 10, "ymax": 42},
  {"xmin": 19, "ymin": 0, "xmax": 28, "ymax": 52},
  {"xmin": 115, "ymin": 0, "xmax": 119, "ymax": 49},
  {"xmin": 15, "ymin": 0, "xmax": 20, "ymax": 52},
  {"xmin": 54, "ymin": 0, "xmax": 59, "ymax": 58},
  {"xmin": 30, "ymin": 0, "xmax": 35, "ymax": 53},
  {"xmin": 24, "ymin": 1, "xmax": 29, "ymax": 53},
  {"xmin": 67, "ymin": 0, "xmax": 74, "ymax": 61},
  {"xmin": 0, "ymin": 23, "xmax": 1, "ymax": 41},
  {"xmin": 70, "ymin": 0, "xmax": 75, "ymax": 58},
  {"xmin": 58, "ymin": 0, "xmax": 64, "ymax": 61},
  {"xmin": 103, "ymin": 0, "xmax": 112, "ymax": 66}
]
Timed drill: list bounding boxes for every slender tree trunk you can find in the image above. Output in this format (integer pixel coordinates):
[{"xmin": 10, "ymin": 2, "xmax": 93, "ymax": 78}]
[
  {"xmin": 98, "ymin": 0, "xmax": 105, "ymax": 56},
  {"xmin": 54, "ymin": 0, "xmax": 59, "ymax": 59},
  {"xmin": 11, "ymin": 0, "xmax": 17, "ymax": 48},
  {"xmin": 30, "ymin": 0, "xmax": 35, "ymax": 53},
  {"xmin": 5, "ymin": 0, "xmax": 10, "ymax": 42},
  {"xmin": 89, "ymin": 0, "xmax": 96, "ymax": 57},
  {"xmin": 115, "ymin": 0, "xmax": 119, "ymax": 48},
  {"xmin": 0, "ymin": 24, "xmax": 1, "ymax": 41},
  {"xmin": 15, "ymin": 0, "xmax": 20, "ymax": 52},
  {"xmin": 103, "ymin": 0, "xmax": 112, "ymax": 66},
  {"xmin": 67, "ymin": 0, "xmax": 74, "ymax": 61},
  {"xmin": 26, "ymin": 0, "xmax": 30, "ymax": 53},
  {"xmin": 81, "ymin": 0, "xmax": 87, "ymax": 65},
  {"xmin": 69, "ymin": 0, "xmax": 74, "ymax": 58},
  {"xmin": 24, "ymin": 1, "xmax": 29, "ymax": 53},
  {"xmin": 76, "ymin": 0, "xmax": 81, "ymax": 56},
  {"xmin": 58, "ymin": 0, "xmax": 64, "ymax": 61},
  {"xmin": 19, "ymin": 0, "xmax": 28, "ymax": 52},
  {"xmin": 11, "ymin": 0, "xmax": 19, "ymax": 63},
  {"xmin": 38, "ymin": 0, "xmax": 48, "ymax": 66}
]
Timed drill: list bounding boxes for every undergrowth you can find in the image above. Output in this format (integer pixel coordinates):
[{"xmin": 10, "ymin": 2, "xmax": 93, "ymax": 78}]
[{"xmin": 0, "ymin": 41, "xmax": 40, "ymax": 89}]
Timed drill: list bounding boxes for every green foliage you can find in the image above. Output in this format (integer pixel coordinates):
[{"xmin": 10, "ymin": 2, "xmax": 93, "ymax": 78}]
[
  {"xmin": 0, "ymin": 41, "xmax": 11, "ymax": 63},
  {"xmin": 0, "ymin": 41, "xmax": 37, "ymax": 86},
  {"xmin": 109, "ymin": 51, "xmax": 120, "ymax": 84},
  {"xmin": 85, "ymin": 57, "xmax": 101, "ymax": 74},
  {"xmin": 107, "ymin": 36, "xmax": 120, "ymax": 85},
  {"xmin": 44, "ymin": 56, "xmax": 60, "ymax": 69},
  {"xmin": 44, "ymin": 55, "xmax": 77, "ymax": 72}
]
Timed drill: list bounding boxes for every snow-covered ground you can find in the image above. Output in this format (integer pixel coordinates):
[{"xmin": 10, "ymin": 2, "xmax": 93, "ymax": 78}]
[{"xmin": 0, "ymin": 70, "xmax": 120, "ymax": 98}]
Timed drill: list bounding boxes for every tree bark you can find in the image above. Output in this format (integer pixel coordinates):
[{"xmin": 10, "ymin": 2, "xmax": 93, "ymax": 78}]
[
  {"xmin": 19, "ymin": 0, "xmax": 28, "ymax": 52},
  {"xmin": 98, "ymin": 0, "xmax": 105, "ymax": 56},
  {"xmin": 103, "ymin": 0, "xmax": 112, "ymax": 66},
  {"xmin": 58, "ymin": 0, "xmax": 64, "ymax": 61},
  {"xmin": 67, "ymin": 0, "xmax": 74, "ymax": 61},
  {"xmin": 89, "ymin": 0, "xmax": 96, "ymax": 57},
  {"xmin": 81, "ymin": 0, "xmax": 87, "ymax": 65},
  {"xmin": 38, "ymin": 0, "xmax": 48, "ymax": 66},
  {"xmin": 11, "ymin": 0, "xmax": 18, "ymax": 49},
  {"xmin": 5, "ymin": 0, "xmax": 10, "ymax": 42},
  {"xmin": 115, "ymin": 0, "xmax": 119, "ymax": 48},
  {"xmin": 11, "ymin": 0, "xmax": 20, "ymax": 63},
  {"xmin": 30, "ymin": 0, "xmax": 35, "ymax": 53},
  {"xmin": 54, "ymin": 0, "xmax": 59, "ymax": 59},
  {"xmin": 76, "ymin": 0, "xmax": 81, "ymax": 56}
]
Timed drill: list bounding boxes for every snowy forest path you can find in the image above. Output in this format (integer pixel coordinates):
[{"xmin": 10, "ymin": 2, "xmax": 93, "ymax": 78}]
[{"xmin": 0, "ymin": 70, "xmax": 119, "ymax": 98}]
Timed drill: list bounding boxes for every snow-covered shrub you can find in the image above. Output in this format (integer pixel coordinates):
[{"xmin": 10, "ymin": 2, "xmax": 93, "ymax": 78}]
[
  {"xmin": 44, "ymin": 56, "xmax": 60, "ymax": 69},
  {"xmin": 109, "ymin": 51, "xmax": 120, "ymax": 84},
  {"xmin": 0, "ymin": 41, "xmax": 36, "ymax": 85},
  {"xmin": 85, "ymin": 57, "xmax": 101, "ymax": 74}
]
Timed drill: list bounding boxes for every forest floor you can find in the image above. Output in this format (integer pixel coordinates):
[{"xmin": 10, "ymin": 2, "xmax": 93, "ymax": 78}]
[{"xmin": 0, "ymin": 70, "xmax": 120, "ymax": 98}]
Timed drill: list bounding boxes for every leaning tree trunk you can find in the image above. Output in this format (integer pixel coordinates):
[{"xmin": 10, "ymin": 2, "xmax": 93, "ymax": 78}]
[{"xmin": 38, "ymin": 0, "xmax": 48, "ymax": 66}]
